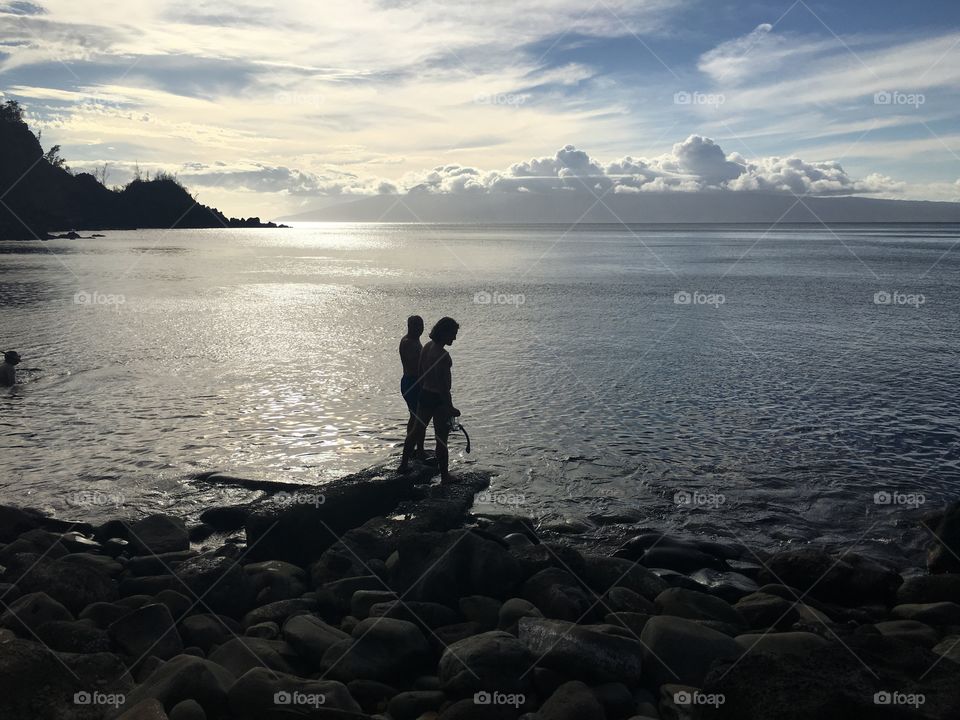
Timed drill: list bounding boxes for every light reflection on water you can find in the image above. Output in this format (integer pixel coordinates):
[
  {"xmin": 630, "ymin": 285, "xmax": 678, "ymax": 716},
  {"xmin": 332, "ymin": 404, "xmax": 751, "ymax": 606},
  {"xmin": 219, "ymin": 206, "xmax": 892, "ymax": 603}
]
[{"xmin": 2, "ymin": 223, "xmax": 959, "ymax": 566}]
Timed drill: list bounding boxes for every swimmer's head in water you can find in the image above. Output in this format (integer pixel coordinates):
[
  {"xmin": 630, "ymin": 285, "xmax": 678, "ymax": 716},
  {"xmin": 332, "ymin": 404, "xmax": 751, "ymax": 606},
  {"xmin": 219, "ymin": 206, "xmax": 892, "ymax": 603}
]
[
  {"xmin": 407, "ymin": 315, "xmax": 424, "ymax": 336},
  {"xmin": 3, "ymin": 351, "xmax": 20, "ymax": 365},
  {"xmin": 429, "ymin": 317, "xmax": 459, "ymax": 345}
]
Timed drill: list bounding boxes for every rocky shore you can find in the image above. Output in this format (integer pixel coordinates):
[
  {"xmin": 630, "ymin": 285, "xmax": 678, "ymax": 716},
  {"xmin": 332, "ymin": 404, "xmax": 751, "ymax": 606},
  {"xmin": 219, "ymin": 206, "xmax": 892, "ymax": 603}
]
[{"xmin": 1, "ymin": 463, "xmax": 959, "ymax": 720}]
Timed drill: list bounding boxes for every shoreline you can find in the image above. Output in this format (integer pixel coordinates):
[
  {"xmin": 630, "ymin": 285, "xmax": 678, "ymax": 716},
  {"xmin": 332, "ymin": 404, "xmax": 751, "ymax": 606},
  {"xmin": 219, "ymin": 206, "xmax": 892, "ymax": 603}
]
[{"xmin": 1, "ymin": 462, "xmax": 959, "ymax": 718}]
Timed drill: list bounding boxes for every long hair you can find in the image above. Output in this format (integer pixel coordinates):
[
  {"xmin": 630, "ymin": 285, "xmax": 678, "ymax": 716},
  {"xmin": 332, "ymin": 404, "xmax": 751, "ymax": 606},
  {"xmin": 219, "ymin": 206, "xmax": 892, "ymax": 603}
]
[{"xmin": 429, "ymin": 317, "xmax": 460, "ymax": 343}]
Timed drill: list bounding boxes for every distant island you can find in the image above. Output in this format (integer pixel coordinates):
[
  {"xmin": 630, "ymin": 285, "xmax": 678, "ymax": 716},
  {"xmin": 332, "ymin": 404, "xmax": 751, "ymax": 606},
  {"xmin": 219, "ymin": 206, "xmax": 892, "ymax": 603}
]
[
  {"xmin": 280, "ymin": 189, "xmax": 960, "ymax": 225},
  {"xmin": 0, "ymin": 100, "xmax": 286, "ymax": 240}
]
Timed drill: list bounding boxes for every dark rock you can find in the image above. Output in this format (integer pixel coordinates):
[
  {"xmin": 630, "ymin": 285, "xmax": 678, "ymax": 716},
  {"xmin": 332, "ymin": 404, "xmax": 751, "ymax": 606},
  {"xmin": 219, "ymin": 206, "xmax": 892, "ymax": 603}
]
[
  {"xmin": 460, "ymin": 595, "xmax": 502, "ymax": 631},
  {"xmin": 245, "ymin": 560, "xmax": 307, "ymax": 604},
  {"xmin": 0, "ymin": 505, "xmax": 45, "ymax": 542},
  {"xmin": 591, "ymin": 682, "xmax": 634, "ymax": 719},
  {"xmin": 522, "ymin": 567, "xmax": 594, "ymax": 621},
  {"xmin": 758, "ymin": 548, "xmax": 902, "ymax": 606},
  {"xmin": 110, "ymin": 603, "xmax": 184, "ymax": 660},
  {"xmin": 897, "ymin": 573, "xmax": 960, "ymax": 605},
  {"xmin": 115, "ymin": 698, "xmax": 169, "ymax": 719},
  {"xmin": 175, "ymin": 555, "xmax": 256, "ymax": 619},
  {"xmin": 245, "ymin": 621, "xmax": 279, "ymax": 639},
  {"xmin": 734, "ymin": 631, "xmax": 830, "ymax": 656},
  {"xmin": 227, "ymin": 667, "xmax": 361, "ymax": 719},
  {"xmin": 892, "ymin": 601, "xmax": 960, "ymax": 626},
  {"xmin": 654, "ymin": 587, "xmax": 745, "ymax": 627},
  {"xmin": 80, "ymin": 601, "xmax": 133, "ymax": 629},
  {"xmin": 120, "ymin": 575, "xmax": 185, "ymax": 597},
  {"xmin": 0, "ymin": 591, "xmax": 73, "ymax": 634},
  {"xmin": 169, "ymin": 698, "xmax": 206, "ymax": 720},
  {"xmin": 369, "ymin": 600, "xmax": 461, "ymax": 630},
  {"xmin": 433, "ymin": 621, "xmax": 483, "ymax": 649},
  {"xmin": 208, "ymin": 637, "xmax": 295, "ymax": 676},
  {"xmin": 873, "ymin": 619, "xmax": 939, "ymax": 648},
  {"xmin": 351, "ymin": 590, "xmax": 397, "ymax": 619},
  {"xmin": 734, "ymin": 591, "xmax": 799, "ymax": 630},
  {"xmin": 497, "ymin": 598, "xmax": 543, "ymax": 633},
  {"xmin": 640, "ymin": 615, "xmax": 740, "ymax": 687},
  {"xmin": 924, "ymin": 501, "xmax": 960, "ymax": 573},
  {"xmin": 282, "ymin": 614, "xmax": 351, "ymax": 666},
  {"xmin": 932, "ymin": 634, "xmax": 960, "ymax": 664},
  {"xmin": 603, "ymin": 612, "xmax": 650, "ymax": 637},
  {"xmin": 125, "ymin": 515, "xmax": 190, "ymax": 556},
  {"xmin": 156, "ymin": 590, "xmax": 193, "ymax": 619},
  {"xmin": 639, "ymin": 546, "xmax": 726, "ymax": 573},
  {"xmin": 126, "ymin": 551, "xmax": 197, "ymax": 577},
  {"xmin": 539, "ymin": 681, "xmax": 606, "ymax": 720},
  {"xmin": 241, "ymin": 598, "xmax": 317, "ymax": 629},
  {"xmin": 689, "ymin": 568, "xmax": 759, "ymax": 603},
  {"xmin": 347, "ymin": 679, "xmax": 398, "ymax": 714},
  {"xmin": 123, "ymin": 655, "xmax": 236, "ymax": 717},
  {"xmin": 118, "ymin": 594, "xmax": 157, "ymax": 610},
  {"xmin": 579, "ymin": 555, "xmax": 668, "ymax": 601},
  {"xmin": 9, "ymin": 556, "xmax": 117, "ymax": 614},
  {"xmin": 321, "ymin": 617, "xmax": 431, "ymax": 682},
  {"xmin": 0, "ymin": 528, "xmax": 70, "ymax": 561},
  {"xmin": 439, "ymin": 630, "xmax": 533, "ymax": 697},
  {"xmin": 388, "ymin": 690, "xmax": 446, "ymax": 720},
  {"xmin": 518, "ymin": 618, "xmax": 643, "ymax": 684},
  {"xmin": 438, "ymin": 698, "xmax": 520, "ymax": 719},
  {"xmin": 179, "ymin": 614, "xmax": 241, "ymax": 653},
  {"xmin": 199, "ymin": 506, "xmax": 251, "ymax": 532},
  {"xmin": 36, "ymin": 618, "xmax": 110, "ymax": 653},
  {"xmin": 602, "ymin": 586, "xmax": 654, "ymax": 615},
  {"xmin": 511, "ymin": 542, "xmax": 587, "ymax": 581}
]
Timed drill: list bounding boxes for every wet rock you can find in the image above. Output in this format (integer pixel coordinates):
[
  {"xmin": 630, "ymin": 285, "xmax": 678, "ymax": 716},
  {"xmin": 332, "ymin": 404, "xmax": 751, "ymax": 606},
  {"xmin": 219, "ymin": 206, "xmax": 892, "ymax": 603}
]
[
  {"xmin": 348, "ymin": 678, "xmax": 399, "ymax": 714},
  {"xmin": 434, "ymin": 621, "xmax": 483, "ymax": 648},
  {"xmin": 518, "ymin": 618, "xmax": 643, "ymax": 684},
  {"xmin": 227, "ymin": 667, "xmax": 360, "ymax": 719},
  {"xmin": 321, "ymin": 617, "xmax": 431, "ymax": 683},
  {"xmin": 179, "ymin": 614, "xmax": 241, "ymax": 653},
  {"xmin": 123, "ymin": 655, "xmax": 236, "ymax": 717},
  {"xmin": 539, "ymin": 681, "xmax": 606, "ymax": 720},
  {"xmin": 110, "ymin": 603, "xmax": 184, "ymax": 660},
  {"xmin": 0, "ymin": 583, "xmax": 20, "ymax": 603},
  {"xmin": 126, "ymin": 515, "xmax": 190, "ymax": 556},
  {"xmin": 388, "ymin": 690, "xmax": 446, "ymax": 719},
  {"xmin": 36, "ymin": 618, "xmax": 110, "ymax": 653},
  {"xmin": 925, "ymin": 501, "xmax": 960, "ymax": 573},
  {"xmin": 460, "ymin": 595, "xmax": 502, "ymax": 631},
  {"xmin": 244, "ymin": 621, "xmax": 279, "ymax": 639},
  {"xmin": 734, "ymin": 631, "xmax": 829, "ymax": 656},
  {"xmin": 11, "ymin": 556, "xmax": 117, "ymax": 614},
  {"xmin": 497, "ymin": 598, "xmax": 543, "ymax": 633},
  {"xmin": 115, "ymin": 698, "xmax": 169, "ymax": 719},
  {"xmin": 282, "ymin": 614, "xmax": 351, "ymax": 666},
  {"xmin": 199, "ymin": 506, "xmax": 250, "ymax": 533},
  {"xmin": 439, "ymin": 630, "xmax": 533, "ymax": 697},
  {"xmin": 654, "ymin": 587, "xmax": 745, "ymax": 627},
  {"xmin": 0, "ymin": 528, "xmax": 70, "ymax": 561},
  {"xmin": 174, "ymin": 556, "xmax": 256, "ymax": 619},
  {"xmin": 369, "ymin": 600, "xmax": 461, "ymax": 630},
  {"xmin": 580, "ymin": 555, "xmax": 668, "ymax": 601},
  {"xmin": 512, "ymin": 542, "xmax": 587, "ymax": 580},
  {"xmin": 522, "ymin": 567, "xmax": 594, "ymax": 621},
  {"xmin": 0, "ymin": 591, "xmax": 73, "ymax": 634},
  {"xmin": 208, "ymin": 637, "xmax": 294, "ymax": 676},
  {"xmin": 689, "ymin": 568, "xmax": 759, "ymax": 603},
  {"xmin": 0, "ymin": 505, "xmax": 45, "ymax": 542},
  {"xmin": 734, "ymin": 591, "xmax": 799, "ymax": 630},
  {"xmin": 591, "ymin": 682, "xmax": 634, "ymax": 719},
  {"xmin": 932, "ymin": 634, "xmax": 960, "ymax": 664},
  {"xmin": 169, "ymin": 699, "xmax": 206, "ymax": 720},
  {"xmin": 897, "ymin": 573, "xmax": 960, "ymax": 605},
  {"xmin": 638, "ymin": 546, "xmax": 726, "ymax": 573},
  {"xmin": 640, "ymin": 615, "xmax": 740, "ymax": 687},
  {"xmin": 351, "ymin": 590, "xmax": 397, "ymax": 618},
  {"xmin": 118, "ymin": 595, "xmax": 157, "ymax": 610},
  {"xmin": 241, "ymin": 598, "xmax": 316, "ymax": 629},
  {"xmin": 126, "ymin": 551, "xmax": 197, "ymax": 577},
  {"xmin": 873, "ymin": 619, "xmax": 939, "ymax": 648},
  {"xmin": 244, "ymin": 560, "xmax": 307, "ymax": 604},
  {"xmin": 120, "ymin": 575, "xmax": 185, "ymax": 597},
  {"xmin": 891, "ymin": 601, "xmax": 960, "ymax": 626},
  {"xmin": 155, "ymin": 590, "xmax": 193, "ymax": 619},
  {"xmin": 438, "ymin": 698, "xmax": 521, "ymax": 719},
  {"xmin": 603, "ymin": 586, "xmax": 654, "ymax": 614},
  {"xmin": 603, "ymin": 612, "xmax": 650, "ymax": 637},
  {"xmin": 758, "ymin": 548, "xmax": 902, "ymax": 606}
]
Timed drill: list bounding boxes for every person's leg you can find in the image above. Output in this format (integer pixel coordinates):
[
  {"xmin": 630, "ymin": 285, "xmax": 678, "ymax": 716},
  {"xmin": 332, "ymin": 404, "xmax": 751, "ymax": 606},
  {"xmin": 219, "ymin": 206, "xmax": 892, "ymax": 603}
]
[
  {"xmin": 400, "ymin": 403, "xmax": 431, "ymax": 471},
  {"xmin": 434, "ymin": 408, "xmax": 452, "ymax": 482}
]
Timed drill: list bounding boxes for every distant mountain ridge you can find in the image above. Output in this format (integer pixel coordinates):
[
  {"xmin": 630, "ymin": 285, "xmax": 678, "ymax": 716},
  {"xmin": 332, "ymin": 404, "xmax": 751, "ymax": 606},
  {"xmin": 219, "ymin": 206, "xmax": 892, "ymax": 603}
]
[
  {"xmin": 280, "ymin": 187, "xmax": 960, "ymax": 224},
  {"xmin": 0, "ymin": 100, "xmax": 284, "ymax": 240}
]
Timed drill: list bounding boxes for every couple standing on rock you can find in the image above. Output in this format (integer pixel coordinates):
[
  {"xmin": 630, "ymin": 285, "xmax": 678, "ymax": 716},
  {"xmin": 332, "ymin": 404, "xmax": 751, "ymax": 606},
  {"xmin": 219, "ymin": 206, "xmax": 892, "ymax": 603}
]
[{"xmin": 397, "ymin": 315, "xmax": 460, "ymax": 484}]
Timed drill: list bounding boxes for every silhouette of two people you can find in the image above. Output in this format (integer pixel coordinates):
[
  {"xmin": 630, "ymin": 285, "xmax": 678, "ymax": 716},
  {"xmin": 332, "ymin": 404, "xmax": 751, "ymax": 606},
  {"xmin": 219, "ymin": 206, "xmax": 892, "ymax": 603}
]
[{"xmin": 398, "ymin": 317, "xmax": 460, "ymax": 483}]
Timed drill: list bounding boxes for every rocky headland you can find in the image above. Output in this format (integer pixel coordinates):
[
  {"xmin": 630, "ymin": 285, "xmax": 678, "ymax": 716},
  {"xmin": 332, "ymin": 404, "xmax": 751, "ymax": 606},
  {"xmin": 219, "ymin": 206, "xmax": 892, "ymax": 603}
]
[{"xmin": 1, "ymin": 462, "xmax": 959, "ymax": 720}]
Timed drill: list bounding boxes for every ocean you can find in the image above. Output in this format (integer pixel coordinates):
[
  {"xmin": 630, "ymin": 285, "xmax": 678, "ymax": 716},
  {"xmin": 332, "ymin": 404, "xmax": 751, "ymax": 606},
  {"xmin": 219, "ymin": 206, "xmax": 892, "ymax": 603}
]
[{"xmin": 2, "ymin": 222, "xmax": 958, "ymax": 566}]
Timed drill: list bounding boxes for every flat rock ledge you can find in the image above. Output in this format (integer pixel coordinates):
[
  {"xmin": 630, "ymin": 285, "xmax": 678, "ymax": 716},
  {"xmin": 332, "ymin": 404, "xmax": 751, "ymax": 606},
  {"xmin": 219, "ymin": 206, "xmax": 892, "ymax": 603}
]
[{"xmin": 1, "ymin": 481, "xmax": 959, "ymax": 720}]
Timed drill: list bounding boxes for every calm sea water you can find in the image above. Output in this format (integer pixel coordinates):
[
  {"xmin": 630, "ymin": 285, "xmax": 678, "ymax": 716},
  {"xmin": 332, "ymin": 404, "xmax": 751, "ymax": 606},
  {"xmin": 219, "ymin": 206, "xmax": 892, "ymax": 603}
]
[{"xmin": 2, "ymin": 223, "xmax": 959, "ymax": 566}]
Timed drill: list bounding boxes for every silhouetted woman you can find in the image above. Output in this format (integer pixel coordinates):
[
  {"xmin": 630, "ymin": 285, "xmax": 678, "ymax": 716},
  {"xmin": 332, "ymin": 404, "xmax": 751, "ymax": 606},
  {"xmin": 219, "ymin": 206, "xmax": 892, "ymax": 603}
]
[{"xmin": 398, "ymin": 317, "xmax": 460, "ymax": 483}]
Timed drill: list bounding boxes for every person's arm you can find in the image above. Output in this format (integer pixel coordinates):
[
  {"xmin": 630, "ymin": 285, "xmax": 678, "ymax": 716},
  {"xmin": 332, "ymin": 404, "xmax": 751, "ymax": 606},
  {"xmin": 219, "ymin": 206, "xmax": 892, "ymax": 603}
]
[{"xmin": 441, "ymin": 353, "xmax": 459, "ymax": 415}]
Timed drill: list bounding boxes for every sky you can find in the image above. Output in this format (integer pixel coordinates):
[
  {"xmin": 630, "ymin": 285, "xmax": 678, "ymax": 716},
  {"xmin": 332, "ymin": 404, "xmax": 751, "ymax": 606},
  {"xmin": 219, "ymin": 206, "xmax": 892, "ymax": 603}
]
[{"xmin": 1, "ymin": 0, "xmax": 958, "ymax": 219}]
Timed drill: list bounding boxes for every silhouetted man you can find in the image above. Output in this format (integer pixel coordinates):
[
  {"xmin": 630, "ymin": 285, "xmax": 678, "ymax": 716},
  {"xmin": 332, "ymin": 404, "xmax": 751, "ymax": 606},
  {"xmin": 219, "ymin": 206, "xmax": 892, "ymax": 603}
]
[
  {"xmin": 399, "ymin": 317, "xmax": 460, "ymax": 483},
  {"xmin": 399, "ymin": 315, "xmax": 425, "ymax": 458},
  {"xmin": 1, "ymin": 351, "xmax": 20, "ymax": 388}
]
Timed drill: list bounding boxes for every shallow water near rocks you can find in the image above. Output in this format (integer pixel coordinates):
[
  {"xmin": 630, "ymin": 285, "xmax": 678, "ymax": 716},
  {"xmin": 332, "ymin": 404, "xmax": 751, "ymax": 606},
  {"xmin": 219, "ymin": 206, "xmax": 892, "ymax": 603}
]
[{"xmin": 2, "ymin": 223, "xmax": 959, "ymax": 567}]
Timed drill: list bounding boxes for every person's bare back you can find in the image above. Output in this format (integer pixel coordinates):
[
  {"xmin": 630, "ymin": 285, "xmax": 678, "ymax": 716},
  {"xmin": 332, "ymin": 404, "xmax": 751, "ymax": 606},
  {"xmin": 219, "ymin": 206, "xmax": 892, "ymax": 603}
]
[{"xmin": 399, "ymin": 335, "xmax": 422, "ymax": 378}]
